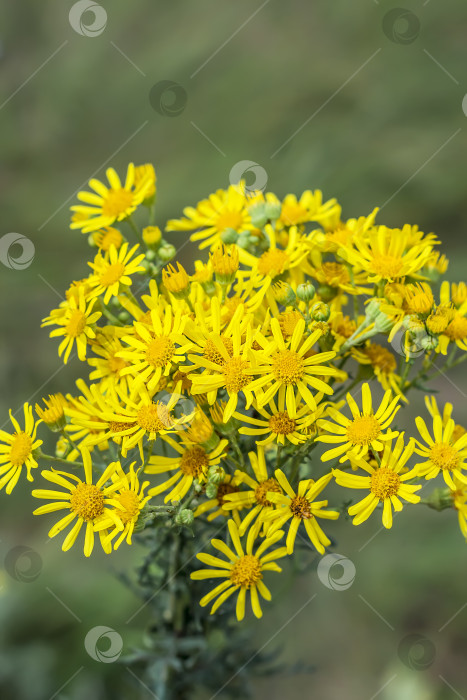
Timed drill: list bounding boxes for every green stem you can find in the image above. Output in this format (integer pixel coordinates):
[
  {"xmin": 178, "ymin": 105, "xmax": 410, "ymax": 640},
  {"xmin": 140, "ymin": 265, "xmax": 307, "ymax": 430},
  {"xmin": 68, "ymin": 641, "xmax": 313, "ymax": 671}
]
[
  {"xmin": 37, "ymin": 451, "xmax": 83, "ymax": 469},
  {"xmin": 126, "ymin": 216, "xmax": 143, "ymax": 242}
]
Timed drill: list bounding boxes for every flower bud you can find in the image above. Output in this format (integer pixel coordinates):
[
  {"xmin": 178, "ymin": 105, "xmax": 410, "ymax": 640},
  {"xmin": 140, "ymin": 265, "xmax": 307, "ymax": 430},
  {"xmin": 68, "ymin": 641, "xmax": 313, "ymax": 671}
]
[
  {"xmin": 419, "ymin": 334, "xmax": 438, "ymax": 351},
  {"xmin": 249, "ymin": 203, "xmax": 268, "ymax": 229},
  {"xmin": 311, "ymin": 302, "xmax": 330, "ymax": 322},
  {"xmin": 296, "ymin": 282, "xmax": 316, "ymax": 303},
  {"xmin": 426, "ymin": 487, "xmax": 454, "ymax": 512},
  {"xmin": 157, "ymin": 243, "xmax": 176, "ymax": 263},
  {"xmin": 365, "ymin": 298, "xmax": 382, "ymax": 321},
  {"xmin": 317, "ymin": 284, "xmax": 337, "ymax": 303},
  {"xmin": 272, "ymin": 281, "xmax": 296, "ymax": 306},
  {"xmin": 142, "ymin": 226, "xmax": 162, "ymax": 247},
  {"xmin": 208, "ymin": 466, "xmax": 225, "ymax": 485},
  {"xmin": 374, "ymin": 311, "xmax": 393, "ymax": 333},
  {"xmin": 174, "ymin": 509, "xmax": 195, "ymax": 526},
  {"xmin": 264, "ymin": 201, "xmax": 282, "ymax": 220},
  {"xmin": 205, "ymin": 483, "xmax": 218, "ymax": 499},
  {"xmin": 220, "ymin": 228, "xmax": 239, "ymax": 245}
]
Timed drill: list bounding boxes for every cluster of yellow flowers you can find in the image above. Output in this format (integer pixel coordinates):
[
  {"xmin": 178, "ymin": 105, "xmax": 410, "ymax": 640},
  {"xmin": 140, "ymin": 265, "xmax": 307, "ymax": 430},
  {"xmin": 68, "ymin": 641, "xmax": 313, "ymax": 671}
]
[{"xmin": 3, "ymin": 162, "xmax": 467, "ymax": 622}]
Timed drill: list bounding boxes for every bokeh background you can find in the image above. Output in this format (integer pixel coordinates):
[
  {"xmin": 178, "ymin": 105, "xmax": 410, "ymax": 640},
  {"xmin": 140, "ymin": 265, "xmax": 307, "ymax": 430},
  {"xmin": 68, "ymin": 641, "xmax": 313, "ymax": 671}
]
[{"xmin": 1, "ymin": 1, "xmax": 467, "ymax": 698}]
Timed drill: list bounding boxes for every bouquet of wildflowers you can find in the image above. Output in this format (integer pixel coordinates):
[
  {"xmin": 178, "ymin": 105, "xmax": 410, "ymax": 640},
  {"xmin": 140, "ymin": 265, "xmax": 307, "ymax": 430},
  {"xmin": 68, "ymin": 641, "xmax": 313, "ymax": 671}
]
[{"xmin": 3, "ymin": 162, "xmax": 467, "ymax": 697}]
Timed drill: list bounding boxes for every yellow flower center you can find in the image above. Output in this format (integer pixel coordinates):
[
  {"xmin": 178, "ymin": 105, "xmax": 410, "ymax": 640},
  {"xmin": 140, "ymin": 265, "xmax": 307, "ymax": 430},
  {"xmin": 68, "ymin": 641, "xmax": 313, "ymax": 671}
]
[
  {"xmin": 222, "ymin": 356, "xmax": 251, "ymax": 393},
  {"xmin": 364, "ymin": 345, "xmax": 397, "ymax": 373},
  {"xmin": 216, "ymin": 482, "xmax": 239, "ymax": 506},
  {"xmin": 290, "ymin": 494, "xmax": 312, "ymax": 519},
  {"xmin": 346, "ymin": 415, "xmax": 381, "ymax": 445},
  {"xmin": 108, "ymin": 354, "xmax": 127, "ymax": 374},
  {"xmin": 180, "ymin": 445, "xmax": 210, "ymax": 478},
  {"xmin": 272, "ymin": 349, "xmax": 304, "ymax": 385},
  {"xmin": 370, "ymin": 468, "xmax": 400, "ymax": 500},
  {"xmin": 278, "ymin": 310, "xmax": 302, "ymax": 338},
  {"xmin": 204, "ymin": 337, "xmax": 233, "ymax": 366},
  {"xmin": 99, "ymin": 262, "xmax": 126, "ymax": 287},
  {"xmin": 268, "ymin": 411, "xmax": 297, "ymax": 435},
  {"xmin": 102, "ymin": 188, "xmax": 134, "ymax": 218},
  {"xmin": 70, "ymin": 482, "xmax": 105, "ymax": 521},
  {"xmin": 257, "ymin": 249, "xmax": 289, "ymax": 278},
  {"xmin": 429, "ymin": 442, "xmax": 459, "ymax": 471},
  {"xmin": 229, "ymin": 554, "xmax": 262, "ymax": 588},
  {"xmin": 137, "ymin": 403, "xmax": 172, "ymax": 432},
  {"xmin": 145, "ymin": 336, "xmax": 175, "ymax": 368},
  {"xmin": 185, "ymin": 413, "xmax": 213, "ymax": 443},
  {"xmin": 116, "ymin": 489, "xmax": 140, "ymax": 524},
  {"xmin": 65, "ymin": 309, "xmax": 87, "ymax": 337},
  {"xmin": 109, "ymin": 421, "xmax": 137, "ymax": 434},
  {"xmin": 445, "ymin": 316, "xmax": 467, "ymax": 341},
  {"xmin": 216, "ymin": 211, "xmax": 243, "ymax": 232},
  {"xmin": 9, "ymin": 432, "xmax": 33, "ymax": 466},
  {"xmin": 319, "ymin": 262, "xmax": 350, "ymax": 287},
  {"xmin": 370, "ymin": 255, "xmax": 403, "ymax": 279},
  {"xmin": 280, "ymin": 203, "xmax": 308, "ymax": 225},
  {"xmin": 254, "ymin": 477, "xmax": 281, "ymax": 506}
]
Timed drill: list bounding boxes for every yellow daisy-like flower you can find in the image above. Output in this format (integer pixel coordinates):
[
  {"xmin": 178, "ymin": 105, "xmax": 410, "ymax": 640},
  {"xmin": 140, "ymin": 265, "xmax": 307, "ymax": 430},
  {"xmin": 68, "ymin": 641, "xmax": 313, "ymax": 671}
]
[
  {"xmin": 223, "ymin": 446, "xmax": 283, "ymax": 535},
  {"xmin": 333, "ymin": 433, "xmax": 421, "ymax": 528},
  {"xmin": 91, "ymin": 227, "xmax": 124, "ymax": 251},
  {"xmin": 87, "ymin": 326, "xmax": 131, "ymax": 395},
  {"xmin": 263, "ymin": 470, "xmax": 339, "ymax": 554},
  {"xmin": 191, "ymin": 519, "xmax": 287, "ymax": 620},
  {"xmin": 351, "ymin": 343, "xmax": 407, "ymax": 402},
  {"xmin": 35, "ymin": 394, "xmax": 67, "ymax": 431},
  {"xmin": 249, "ymin": 318, "xmax": 338, "ymax": 415},
  {"xmin": 0, "ymin": 404, "xmax": 43, "ymax": 493},
  {"xmin": 414, "ymin": 414, "xmax": 467, "ymax": 489},
  {"xmin": 70, "ymin": 163, "xmax": 154, "ymax": 233},
  {"xmin": 194, "ymin": 473, "xmax": 245, "ymax": 523},
  {"xmin": 341, "ymin": 225, "xmax": 434, "ymax": 283},
  {"xmin": 234, "ymin": 389, "xmax": 324, "ymax": 446},
  {"xmin": 117, "ymin": 306, "xmax": 190, "ymax": 393},
  {"xmin": 166, "ymin": 184, "xmax": 254, "ymax": 250},
  {"xmin": 278, "ymin": 190, "xmax": 339, "ymax": 228},
  {"xmin": 146, "ymin": 435, "xmax": 228, "ymax": 503},
  {"xmin": 42, "ymin": 289, "xmax": 102, "ymax": 364},
  {"xmin": 316, "ymin": 383, "xmax": 400, "ymax": 463},
  {"xmin": 32, "ymin": 448, "xmax": 124, "ymax": 557},
  {"xmin": 95, "ymin": 462, "xmax": 151, "ymax": 549},
  {"xmin": 424, "ymin": 395, "xmax": 465, "ymax": 443},
  {"xmin": 87, "ymin": 243, "xmax": 145, "ymax": 304}
]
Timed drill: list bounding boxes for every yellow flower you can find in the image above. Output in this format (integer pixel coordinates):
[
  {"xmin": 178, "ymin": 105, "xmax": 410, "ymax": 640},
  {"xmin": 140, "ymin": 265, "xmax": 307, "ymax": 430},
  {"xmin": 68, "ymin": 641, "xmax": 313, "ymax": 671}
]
[
  {"xmin": 162, "ymin": 262, "xmax": 190, "ymax": 297},
  {"xmin": 424, "ymin": 395, "xmax": 465, "ymax": 443},
  {"xmin": 222, "ymin": 446, "xmax": 282, "ymax": 535},
  {"xmin": 147, "ymin": 436, "xmax": 228, "ymax": 502},
  {"xmin": 341, "ymin": 225, "xmax": 434, "ymax": 283},
  {"xmin": 42, "ymin": 289, "xmax": 101, "ymax": 364},
  {"xmin": 87, "ymin": 243, "xmax": 145, "ymax": 304},
  {"xmin": 91, "ymin": 227, "xmax": 124, "ymax": 251},
  {"xmin": 117, "ymin": 306, "xmax": 190, "ymax": 393},
  {"xmin": 142, "ymin": 225, "xmax": 162, "ymax": 246},
  {"xmin": 249, "ymin": 318, "xmax": 338, "ymax": 415},
  {"xmin": 414, "ymin": 413, "xmax": 467, "ymax": 489},
  {"xmin": 316, "ymin": 383, "xmax": 400, "ymax": 463},
  {"xmin": 134, "ymin": 163, "xmax": 157, "ymax": 200},
  {"xmin": 191, "ymin": 519, "xmax": 287, "ymax": 620},
  {"xmin": 87, "ymin": 326, "xmax": 131, "ymax": 394},
  {"xmin": 70, "ymin": 163, "xmax": 154, "ymax": 233},
  {"xmin": 333, "ymin": 433, "xmax": 421, "ymax": 528},
  {"xmin": 278, "ymin": 190, "xmax": 339, "ymax": 228},
  {"xmin": 234, "ymin": 390, "xmax": 324, "ymax": 446},
  {"xmin": 0, "ymin": 403, "xmax": 43, "ymax": 493},
  {"xmin": 263, "ymin": 470, "xmax": 339, "ymax": 553},
  {"xmin": 210, "ymin": 244, "xmax": 239, "ymax": 285},
  {"xmin": 351, "ymin": 343, "xmax": 407, "ymax": 402},
  {"xmin": 166, "ymin": 184, "xmax": 254, "ymax": 250},
  {"xmin": 32, "ymin": 448, "xmax": 124, "ymax": 557},
  {"xmin": 35, "ymin": 394, "xmax": 67, "ymax": 431},
  {"xmin": 95, "ymin": 462, "xmax": 151, "ymax": 549}
]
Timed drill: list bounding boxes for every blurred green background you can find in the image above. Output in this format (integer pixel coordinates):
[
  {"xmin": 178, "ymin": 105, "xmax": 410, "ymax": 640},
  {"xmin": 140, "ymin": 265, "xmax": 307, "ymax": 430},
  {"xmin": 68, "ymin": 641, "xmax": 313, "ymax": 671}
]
[{"xmin": 1, "ymin": 0, "xmax": 467, "ymax": 698}]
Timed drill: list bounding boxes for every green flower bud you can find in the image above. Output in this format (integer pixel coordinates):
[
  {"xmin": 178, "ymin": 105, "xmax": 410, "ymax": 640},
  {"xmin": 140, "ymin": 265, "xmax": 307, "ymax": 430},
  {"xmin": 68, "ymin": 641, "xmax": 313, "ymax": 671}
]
[
  {"xmin": 249, "ymin": 203, "xmax": 268, "ymax": 229},
  {"xmin": 426, "ymin": 487, "xmax": 454, "ymax": 512},
  {"xmin": 374, "ymin": 311, "xmax": 393, "ymax": 333},
  {"xmin": 220, "ymin": 228, "xmax": 239, "ymax": 245},
  {"xmin": 317, "ymin": 284, "xmax": 337, "ymax": 303},
  {"xmin": 365, "ymin": 298, "xmax": 382, "ymax": 321},
  {"xmin": 420, "ymin": 334, "xmax": 438, "ymax": 351},
  {"xmin": 296, "ymin": 282, "xmax": 316, "ymax": 303},
  {"xmin": 157, "ymin": 243, "xmax": 176, "ymax": 263},
  {"xmin": 264, "ymin": 201, "xmax": 282, "ymax": 220},
  {"xmin": 208, "ymin": 466, "xmax": 225, "ymax": 485},
  {"xmin": 205, "ymin": 483, "xmax": 218, "ymax": 499},
  {"xmin": 237, "ymin": 233, "xmax": 252, "ymax": 250},
  {"xmin": 272, "ymin": 282, "xmax": 296, "ymax": 306},
  {"xmin": 311, "ymin": 302, "xmax": 330, "ymax": 322},
  {"xmin": 174, "ymin": 509, "xmax": 195, "ymax": 526},
  {"xmin": 118, "ymin": 310, "xmax": 130, "ymax": 323},
  {"xmin": 145, "ymin": 249, "xmax": 156, "ymax": 261}
]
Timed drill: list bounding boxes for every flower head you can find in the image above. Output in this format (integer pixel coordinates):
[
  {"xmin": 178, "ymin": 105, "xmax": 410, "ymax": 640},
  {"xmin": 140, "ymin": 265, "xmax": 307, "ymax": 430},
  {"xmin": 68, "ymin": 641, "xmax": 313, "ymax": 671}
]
[{"xmin": 0, "ymin": 404, "xmax": 43, "ymax": 493}]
